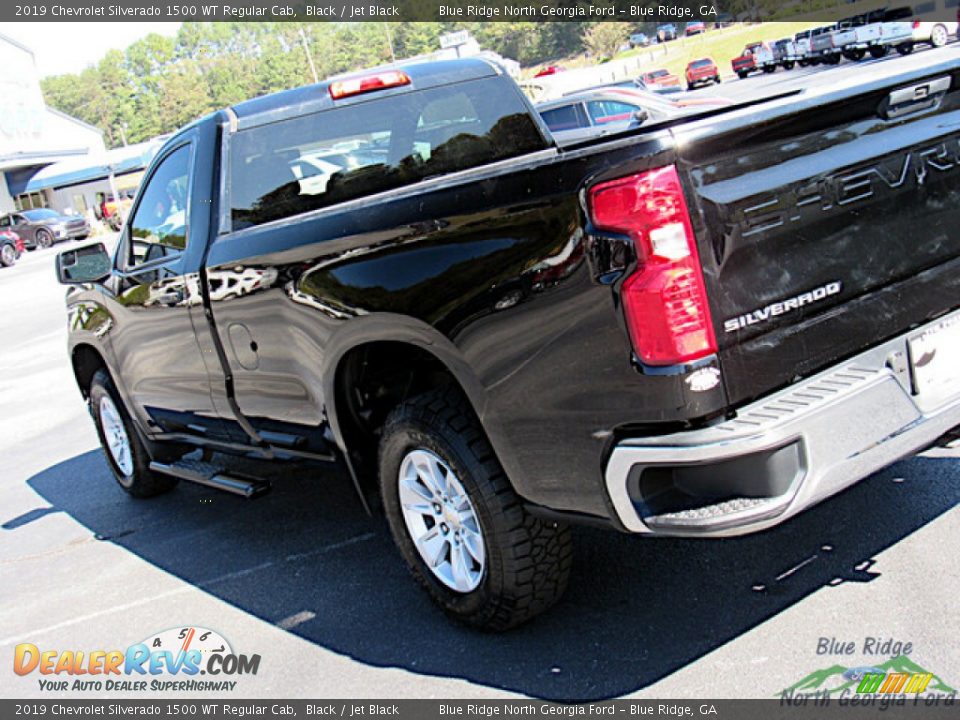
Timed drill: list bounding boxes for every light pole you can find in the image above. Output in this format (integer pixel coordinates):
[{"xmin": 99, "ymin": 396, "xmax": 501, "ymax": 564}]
[
  {"xmin": 299, "ymin": 27, "xmax": 320, "ymax": 84},
  {"xmin": 384, "ymin": 22, "xmax": 396, "ymax": 64}
]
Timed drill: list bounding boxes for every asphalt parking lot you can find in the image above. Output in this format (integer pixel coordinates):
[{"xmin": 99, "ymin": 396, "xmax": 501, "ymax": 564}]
[{"xmin": 2, "ymin": 45, "xmax": 959, "ymax": 701}]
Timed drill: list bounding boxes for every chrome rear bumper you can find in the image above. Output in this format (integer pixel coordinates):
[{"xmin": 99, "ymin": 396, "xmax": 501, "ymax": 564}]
[{"xmin": 604, "ymin": 310, "xmax": 960, "ymax": 537}]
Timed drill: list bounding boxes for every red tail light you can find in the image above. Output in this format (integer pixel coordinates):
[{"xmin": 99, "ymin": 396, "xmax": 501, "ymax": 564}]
[
  {"xmin": 912, "ymin": 19, "xmax": 921, "ymax": 29},
  {"xmin": 329, "ymin": 70, "xmax": 410, "ymax": 100},
  {"xmin": 589, "ymin": 165, "xmax": 717, "ymax": 366}
]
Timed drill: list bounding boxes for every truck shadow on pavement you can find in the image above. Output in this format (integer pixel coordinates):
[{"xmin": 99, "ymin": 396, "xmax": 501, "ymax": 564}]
[{"xmin": 16, "ymin": 449, "xmax": 960, "ymax": 701}]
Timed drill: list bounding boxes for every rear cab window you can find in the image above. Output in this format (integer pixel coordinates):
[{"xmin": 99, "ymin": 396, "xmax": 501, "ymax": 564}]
[{"xmin": 228, "ymin": 76, "xmax": 548, "ymax": 231}]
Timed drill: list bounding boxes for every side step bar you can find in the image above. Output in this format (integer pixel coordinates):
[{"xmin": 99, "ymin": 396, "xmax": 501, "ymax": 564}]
[{"xmin": 149, "ymin": 459, "xmax": 271, "ymax": 499}]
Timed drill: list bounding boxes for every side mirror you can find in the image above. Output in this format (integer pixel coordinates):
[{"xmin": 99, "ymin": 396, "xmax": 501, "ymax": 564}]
[
  {"xmin": 57, "ymin": 243, "xmax": 112, "ymax": 285},
  {"xmin": 632, "ymin": 109, "xmax": 650, "ymax": 125}
]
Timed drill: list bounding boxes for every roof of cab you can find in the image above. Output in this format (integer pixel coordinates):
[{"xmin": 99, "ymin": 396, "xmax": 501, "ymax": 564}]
[{"xmin": 230, "ymin": 58, "xmax": 501, "ymax": 124}]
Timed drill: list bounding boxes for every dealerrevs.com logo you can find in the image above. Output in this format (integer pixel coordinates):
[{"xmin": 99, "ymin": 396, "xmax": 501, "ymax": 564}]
[{"xmin": 13, "ymin": 626, "xmax": 260, "ymax": 693}]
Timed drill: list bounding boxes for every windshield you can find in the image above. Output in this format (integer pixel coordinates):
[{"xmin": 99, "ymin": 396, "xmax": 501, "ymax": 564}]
[{"xmin": 22, "ymin": 209, "xmax": 59, "ymax": 221}]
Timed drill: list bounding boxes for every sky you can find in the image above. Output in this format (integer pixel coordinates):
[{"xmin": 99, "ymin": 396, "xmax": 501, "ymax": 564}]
[{"xmin": 0, "ymin": 22, "xmax": 181, "ymax": 77}]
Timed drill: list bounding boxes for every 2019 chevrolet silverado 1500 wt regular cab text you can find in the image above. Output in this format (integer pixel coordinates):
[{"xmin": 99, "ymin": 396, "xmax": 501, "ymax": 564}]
[{"xmin": 57, "ymin": 57, "xmax": 960, "ymax": 630}]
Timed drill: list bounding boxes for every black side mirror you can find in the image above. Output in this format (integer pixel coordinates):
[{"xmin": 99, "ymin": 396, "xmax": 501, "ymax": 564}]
[
  {"xmin": 57, "ymin": 243, "xmax": 112, "ymax": 285},
  {"xmin": 632, "ymin": 109, "xmax": 650, "ymax": 125}
]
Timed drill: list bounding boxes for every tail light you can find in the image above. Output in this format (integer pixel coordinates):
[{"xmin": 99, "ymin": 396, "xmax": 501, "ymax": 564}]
[
  {"xmin": 329, "ymin": 70, "xmax": 410, "ymax": 100},
  {"xmin": 913, "ymin": 20, "xmax": 921, "ymax": 29},
  {"xmin": 589, "ymin": 165, "xmax": 717, "ymax": 366}
]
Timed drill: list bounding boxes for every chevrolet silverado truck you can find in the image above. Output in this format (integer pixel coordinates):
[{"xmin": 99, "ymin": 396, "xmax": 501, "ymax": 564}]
[{"xmin": 57, "ymin": 57, "xmax": 960, "ymax": 630}]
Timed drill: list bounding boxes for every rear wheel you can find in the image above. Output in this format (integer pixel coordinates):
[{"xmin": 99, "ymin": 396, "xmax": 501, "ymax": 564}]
[
  {"xmin": 687, "ymin": 82, "xmax": 695, "ymax": 91},
  {"xmin": 1, "ymin": 243, "xmax": 15, "ymax": 267},
  {"xmin": 782, "ymin": 61, "xmax": 795, "ymax": 70},
  {"xmin": 930, "ymin": 24, "xmax": 948, "ymax": 47},
  {"xmin": 896, "ymin": 42, "xmax": 914, "ymax": 55},
  {"xmin": 714, "ymin": 75, "xmax": 722, "ymax": 84},
  {"xmin": 35, "ymin": 229, "xmax": 53, "ymax": 249},
  {"xmin": 89, "ymin": 369, "xmax": 178, "ymax": 498},
  {"xmin": 379, "ymin": 388, "xmax": 572, "ymax": 631},
  {"xmin": 869, "ymin": 45, "xmax": 889, "ymax": 59},
  {"xmin": 737, "ymin": 70, "xmax": 748, "ymax": 79}
]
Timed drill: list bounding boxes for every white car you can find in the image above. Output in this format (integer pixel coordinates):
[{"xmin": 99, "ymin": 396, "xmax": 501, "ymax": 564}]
[{"xmin": 912, "ymin": 20, "xmax": 958, "ymax": 47}]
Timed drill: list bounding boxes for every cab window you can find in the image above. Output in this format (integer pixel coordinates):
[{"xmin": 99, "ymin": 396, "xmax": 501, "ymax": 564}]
[{"xmin": 127, "ymin": 145, "xmax": 191, "ymax": 268}]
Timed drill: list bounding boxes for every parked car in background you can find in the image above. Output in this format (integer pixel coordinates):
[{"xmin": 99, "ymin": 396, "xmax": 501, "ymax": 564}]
[
  {"xmin": 794, "ymin": 29, "xmax": 814, "ymax": 65},
  {"xmin": 714, "ymin": 12, "xmax": 735, "ymax": 27},
  {"xmin": 0, "ymin": 209, "xmax": 89, "ymax": 250},
  {"xmin": 541, "ymin": 85, "xmax": 732, "ymax": 142},
  {"xmin": 534, "ymin": 65, "xmax": 566, "ymax": 78},
  {"xmin": 657, "ymin": 24, "xmax": 678, "ymax": 42},
  {"xmin": 732, "ymin": 42, "xmax": 779, "ymax": 78},
  {"xmin": 640, "ymin": 68, "xmax": 682, "ymax": 93},
  {"xmin": 538, "ymin": 90, "xmax": 659, "ymax": 143},
  {"xmin": 773, "ymin": 38, "xmax": 800, "ymax": 69},
  {"xmin": 0, "ymin": 229, "xmax": 24, "ymax": 267},
  {"xmin": 686, "ymin": 21, "xmax": 706, "ymax": 36},
  {"xmin": 629, "ymin": 32, "xmax": 650, "ymax": 48},
  {"xmin": 911, "ymin": 18, "xmax": 959, "ymax": 48},
  {"xmin": 685, "ymin": 58, "xmax": 721, "ymax": 89}
]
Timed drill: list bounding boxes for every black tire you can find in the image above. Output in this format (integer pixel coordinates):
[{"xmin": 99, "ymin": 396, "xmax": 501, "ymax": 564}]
[
  {"xmin": 869, "ymin": 45, "xmax": 888, "ymax": 59},
  {"xmin": 714, "ymin": 75, "xmax": 722, "ymax": 84},
  {"xmin": 35, "ymin": 229, "xmax": 53, "ymax": 249},
  {"xmin": 896, "ymin": 42, "xmax": 914, "ymax": 56},
  {"xmin": 782, "ymin": 61, "xmax": 795, "ymax": 70},
  {"xmin": 687, "ymin": 82, "xmax": 695, "ymax": 91},
  {"xmin": 737, "ymin": 70, "xmax": 748, "ymax": 79},
  {"xmin": 1, "ymin": 243, "xmax": 15, "ymax": 267},
  {"xmin": 379, "ymin": 388, "xmax": 572, "ymax": 631},
  {"xmin": 89, "ymin": 369, "xmax": 179, "ymax": 498}
]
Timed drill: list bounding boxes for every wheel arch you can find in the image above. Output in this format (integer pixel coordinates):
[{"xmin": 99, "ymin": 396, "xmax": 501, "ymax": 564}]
[
  {"xmin": 71, "ymin": 342, "xmax": 109, "ymax": 399},
  {"xmin": 321, "ymin": 314, "xmax": 497, "ymax": 498}
]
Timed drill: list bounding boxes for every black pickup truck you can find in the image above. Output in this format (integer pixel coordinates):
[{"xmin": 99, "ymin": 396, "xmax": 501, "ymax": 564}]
[{"xmin": 58, "ymin": 57, "xmax": 960, "ymax": 630}]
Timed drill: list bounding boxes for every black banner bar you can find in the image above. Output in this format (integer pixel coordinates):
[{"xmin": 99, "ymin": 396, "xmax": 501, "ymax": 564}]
[
  {"xmin": 5, "ymin": 0, "xmax": 960, "ymax": 23},
  {"xmin": 3, "ymin": 699, "xmax": 960, "ymax": 718}
]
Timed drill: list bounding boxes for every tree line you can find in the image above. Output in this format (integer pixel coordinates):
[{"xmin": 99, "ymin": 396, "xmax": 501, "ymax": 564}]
[{"xmin": 40, "ymin": 22, "xmax": 595, "ymax": 148}]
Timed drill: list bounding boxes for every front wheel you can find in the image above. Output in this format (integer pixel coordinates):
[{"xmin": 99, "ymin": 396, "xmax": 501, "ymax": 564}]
[
  {"xmin": 782, "ymin": 61, "xmax": 795, "ymax": 70},
  {"xmin": 35, "ymin": 229, "xmax": 53, "ymax": 249},
  {"xmin": 379, "ymin": 388, "xmax": 572, "ymax": 631},
  {"xmin": 1, "ymin": 243, "xmax": 15, "ymax": 267},
  {"xmin": 89, "ymin": 369, "xmax": 179, "ymax": 498}
]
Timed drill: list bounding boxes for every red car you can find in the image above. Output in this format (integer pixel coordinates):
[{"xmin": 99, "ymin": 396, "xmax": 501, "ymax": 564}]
[
  {"xmin": 685, "ymin": 58, "xmax": 721, "ymax": 90},
  {"xmin": 0, "ymin": 229, "xmax": 24, "ymax": 268},
  {"xmin": 640, "ymin": 69, "xmax": 682, "ymax": 93},
  {"xmin": 534, "ymin": 65, "xmax": 566, "ymax": 78}
]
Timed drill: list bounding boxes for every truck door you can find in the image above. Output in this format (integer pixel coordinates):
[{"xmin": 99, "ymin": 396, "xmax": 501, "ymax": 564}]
[{"xmin": 102, "ymin": 137, "xmax": 225, "ymax": 440}]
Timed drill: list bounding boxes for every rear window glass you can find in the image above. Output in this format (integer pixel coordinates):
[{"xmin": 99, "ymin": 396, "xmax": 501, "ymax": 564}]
[
  {"xmin": 228, "ymin": 77, "xmax": 548, "ymax": 231},
  {"xmin": 691, "ymin": 59, "xmax": 713, "ymax": 68}
]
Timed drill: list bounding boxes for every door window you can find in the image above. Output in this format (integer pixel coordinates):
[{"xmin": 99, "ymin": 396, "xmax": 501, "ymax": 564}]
[
  {"xmin": 127, "ymin": 145, "xmax": 191, "ymax": 268},
  {"xmin": 586, "ymin": 100, "xmax": 639, "ymax": 125}
]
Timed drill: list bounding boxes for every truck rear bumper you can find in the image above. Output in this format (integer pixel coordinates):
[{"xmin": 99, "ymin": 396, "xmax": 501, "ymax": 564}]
[{"xmin": 604, "ymin": 309, "xmax": 960, "ymax": 537}]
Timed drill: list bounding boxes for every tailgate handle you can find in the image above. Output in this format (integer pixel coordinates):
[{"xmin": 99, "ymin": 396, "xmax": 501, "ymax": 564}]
[{"xmin": 880, "ymin": 76, "xmax": 951, "ymax": 120}]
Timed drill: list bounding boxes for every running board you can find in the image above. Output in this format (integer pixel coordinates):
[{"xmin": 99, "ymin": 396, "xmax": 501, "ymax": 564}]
[{"xmin": 149, "ymin": 460, "xmax": 271, "ymax": 498}]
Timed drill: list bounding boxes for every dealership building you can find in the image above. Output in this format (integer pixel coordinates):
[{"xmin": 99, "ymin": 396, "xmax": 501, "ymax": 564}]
[{"xmin": 0, "ymin": 32, "xmax": 161, "ymax": 218}]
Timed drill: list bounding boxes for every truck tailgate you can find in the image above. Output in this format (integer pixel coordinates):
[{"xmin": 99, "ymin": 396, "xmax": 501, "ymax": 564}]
[{"xmin": 675, "ymin": 60, "xmax": 960, "ymax": 407}]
